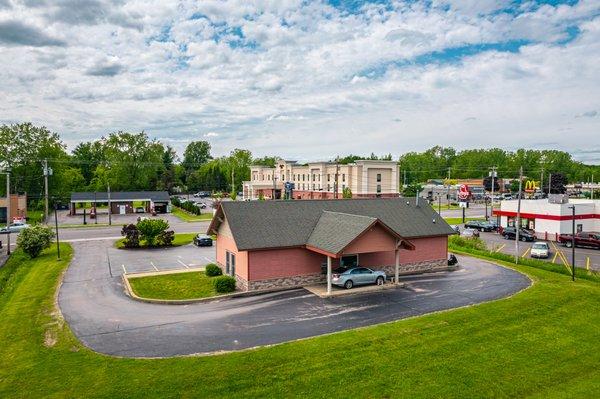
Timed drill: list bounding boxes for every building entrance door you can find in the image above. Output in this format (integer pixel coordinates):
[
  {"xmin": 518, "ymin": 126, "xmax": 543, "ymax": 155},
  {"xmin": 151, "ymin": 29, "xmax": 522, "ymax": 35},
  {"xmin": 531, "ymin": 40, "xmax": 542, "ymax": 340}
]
[{"xmin": 119, "ymin": 205, "xmax": 126, "ymax": 215}]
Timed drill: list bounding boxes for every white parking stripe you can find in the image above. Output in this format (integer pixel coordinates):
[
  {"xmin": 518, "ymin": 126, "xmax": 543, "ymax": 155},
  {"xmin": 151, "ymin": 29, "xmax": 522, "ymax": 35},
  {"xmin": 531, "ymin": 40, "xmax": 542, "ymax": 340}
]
[
  {"xmin": 177, "ymin": 259, "xmax": 189, "ymax": 269},
  {"xmin": 121, "ymin": 264, "xmax": 127, "ymax": 274},
  {"xmin": 150, "ymin": 261, "xmax": 158, "ymax": 271},
  {"xmin": 204, "ymin": 256, "xmax": 212, "ymax": 263}
]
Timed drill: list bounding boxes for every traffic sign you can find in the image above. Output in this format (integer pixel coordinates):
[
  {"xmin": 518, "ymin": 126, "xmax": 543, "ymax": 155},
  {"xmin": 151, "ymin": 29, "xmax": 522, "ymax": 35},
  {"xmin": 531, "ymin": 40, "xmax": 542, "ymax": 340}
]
[{"xmin": 458, "ymin": 184, "xmax": 470, "ymax": 200}]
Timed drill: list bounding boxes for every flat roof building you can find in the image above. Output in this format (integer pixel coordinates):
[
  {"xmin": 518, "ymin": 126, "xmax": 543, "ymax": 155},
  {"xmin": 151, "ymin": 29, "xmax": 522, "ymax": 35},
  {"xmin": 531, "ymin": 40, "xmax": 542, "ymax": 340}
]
[
  {"xmin": 243, "ymin": 159, "xmax": 400, "ymax": 200},
  {"xmin": 70, "ymin": 191, "xmax": 171, "ymax": 215}
]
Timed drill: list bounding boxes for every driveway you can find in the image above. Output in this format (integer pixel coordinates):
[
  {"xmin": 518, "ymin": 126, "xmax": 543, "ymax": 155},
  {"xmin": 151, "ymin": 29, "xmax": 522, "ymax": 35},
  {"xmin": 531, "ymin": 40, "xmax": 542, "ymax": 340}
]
[{"xmin": 59, "ymin": 240, "xmax": 531, "ymax": 358}]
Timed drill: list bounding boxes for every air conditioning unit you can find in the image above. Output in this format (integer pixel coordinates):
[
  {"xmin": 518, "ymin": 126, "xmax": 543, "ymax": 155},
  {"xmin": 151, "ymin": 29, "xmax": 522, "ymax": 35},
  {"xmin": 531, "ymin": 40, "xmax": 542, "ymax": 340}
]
[{"xmin": 548, "ymin": 194, "xmax": 569, "ymax": 204}]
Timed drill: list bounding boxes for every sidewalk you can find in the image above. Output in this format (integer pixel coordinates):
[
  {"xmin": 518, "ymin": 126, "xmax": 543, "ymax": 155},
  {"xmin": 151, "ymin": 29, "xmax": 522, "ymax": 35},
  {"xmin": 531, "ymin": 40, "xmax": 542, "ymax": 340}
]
[{"xmin": 304, "ymin": 281, "xmax": 403, "ymax": 298}]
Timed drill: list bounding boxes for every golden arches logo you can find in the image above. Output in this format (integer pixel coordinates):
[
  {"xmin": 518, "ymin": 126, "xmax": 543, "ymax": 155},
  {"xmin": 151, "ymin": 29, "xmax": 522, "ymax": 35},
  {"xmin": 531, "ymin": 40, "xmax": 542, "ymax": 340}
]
[{"xmin": 524, "ymin": 180, "xmax": 538, "ymax": 192}]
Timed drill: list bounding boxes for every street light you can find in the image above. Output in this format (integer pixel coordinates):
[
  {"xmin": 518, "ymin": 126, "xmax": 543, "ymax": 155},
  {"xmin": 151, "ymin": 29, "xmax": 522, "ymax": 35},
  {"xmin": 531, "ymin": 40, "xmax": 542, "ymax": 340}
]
[{"xmin": 569, "ymin": 205, "xmax": 576, "ymax": 281}]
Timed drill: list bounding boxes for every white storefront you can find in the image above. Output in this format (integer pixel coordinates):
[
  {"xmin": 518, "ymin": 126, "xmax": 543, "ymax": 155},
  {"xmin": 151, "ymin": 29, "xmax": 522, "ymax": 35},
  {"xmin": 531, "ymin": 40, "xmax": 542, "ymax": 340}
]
[{"xmin": 495, "ymin": 197, "xmax": 600, "ymax": 240}]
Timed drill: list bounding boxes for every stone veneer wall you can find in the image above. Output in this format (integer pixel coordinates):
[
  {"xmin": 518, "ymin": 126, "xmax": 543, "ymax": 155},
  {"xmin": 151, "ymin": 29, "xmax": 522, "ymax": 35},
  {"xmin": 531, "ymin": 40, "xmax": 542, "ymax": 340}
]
[{"xmin": 229, "ymin": 258, "xmax": 453, "ymax": 292}]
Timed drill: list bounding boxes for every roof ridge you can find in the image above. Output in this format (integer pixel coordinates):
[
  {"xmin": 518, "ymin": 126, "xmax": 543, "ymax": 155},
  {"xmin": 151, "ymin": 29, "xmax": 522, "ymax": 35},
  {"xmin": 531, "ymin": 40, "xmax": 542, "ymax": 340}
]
[{"xmin": 321, "ymin": 210, "xmax": 377, "ymax": 220}]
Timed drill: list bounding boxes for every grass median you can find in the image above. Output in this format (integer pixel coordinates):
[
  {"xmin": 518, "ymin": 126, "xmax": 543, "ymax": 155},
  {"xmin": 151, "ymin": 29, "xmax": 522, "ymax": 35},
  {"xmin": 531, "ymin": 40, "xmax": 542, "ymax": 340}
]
[
  {"xmin": 128, "ymin": 271, "xmax": 218, "ymax": 300},
  {"xmin": 172, "ymin": 207, "xmax": 214, "ymax": 222},
  {"xmin": 1, "ymin": 244, "xmax": 599, "ymax": 397},
  {"xmin": 114, "ymin": 232, "xmax": 197, "ymax": 249}
]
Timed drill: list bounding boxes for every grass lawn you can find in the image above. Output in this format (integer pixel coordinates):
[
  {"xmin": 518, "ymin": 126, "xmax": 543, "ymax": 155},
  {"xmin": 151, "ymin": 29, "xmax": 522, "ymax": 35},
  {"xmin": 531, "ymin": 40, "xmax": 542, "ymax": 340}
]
[
  {"xmin": 26, "ymin": 209, "xmax": 44, "ymax": 224},
  {"xmin": 128, "ymin": 271, "xmax": 218, "ymax": 300},
  {"xmin": 443, "ymin": 217, "xmax": 485, "ymax": 225},
  {"xmin": 114, "ymin": 232, "xmax": 196, "ymax": 249},
  {"xmin": 172, "ymin": 206, "xmax": 214, "ymax": 222},
  {"xmin": 1, "ymin": 245, "xmax": 599, "ymax": 398}
]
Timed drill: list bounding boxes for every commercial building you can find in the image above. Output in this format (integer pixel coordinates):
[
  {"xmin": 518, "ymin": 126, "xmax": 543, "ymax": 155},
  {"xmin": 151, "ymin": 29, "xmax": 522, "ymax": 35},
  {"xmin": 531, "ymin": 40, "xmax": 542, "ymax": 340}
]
[
  {"xmin": 494, "ymin": 195, "xmax": 600, "ymax": 240},
  {"xmin": 0, "ymin": 194, "xmax": 27, "ymax": 223},
  {"xmin": 207, "ymin": 198, "xmax": 455, "ymax": 291},
  {"xmin": 242, "ymin": 159, "xmax": 399, "ymax": 200},
  {"xmin": 69, "ymin": 191, "xmax": 171, "ymax": 215}
]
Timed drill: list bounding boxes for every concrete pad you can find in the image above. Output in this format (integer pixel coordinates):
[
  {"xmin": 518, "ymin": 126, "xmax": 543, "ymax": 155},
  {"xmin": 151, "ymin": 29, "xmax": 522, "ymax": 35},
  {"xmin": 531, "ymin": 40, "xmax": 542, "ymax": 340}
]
[{"xmin": 304, "ymin": 281, "xmax": 403, "ymax": 298}]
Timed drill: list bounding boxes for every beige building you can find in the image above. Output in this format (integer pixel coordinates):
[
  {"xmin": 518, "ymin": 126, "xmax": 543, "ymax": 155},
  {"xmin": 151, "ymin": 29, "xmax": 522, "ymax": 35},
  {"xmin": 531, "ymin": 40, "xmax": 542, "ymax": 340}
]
[{"xmin": 243, "ymin": 159, "xmax": 399, "ymax": 200}]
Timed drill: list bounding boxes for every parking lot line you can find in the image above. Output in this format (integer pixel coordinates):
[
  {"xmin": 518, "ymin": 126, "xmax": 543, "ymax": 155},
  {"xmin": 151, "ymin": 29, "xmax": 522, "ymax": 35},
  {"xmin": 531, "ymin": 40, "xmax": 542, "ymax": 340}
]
[
  {"xmin": 121, "ymin": 264, "xmax": 127, "ymax": 274},
  {"xmin": 586, "ymin": 257, "xmax": 591, "ymax": 271},
  {"xmin": 204, "ymin": 256, "xmax": 212, "ymax": 263},
  {"xmin": 150, "ymin": 261, "xmax": 158, "ymax": 271},
  {"xmin": 177, "ymin": 259, "xmax": 189, "ymax": 269},
  {"xmin": 521, "ymin": 247, "xmax": 530, "ymax": 258},
  {"xmin": 495, "ymin": 244, "xmax": 506, "ymax": 253},
  {"xmin": 552, "ymin": 251, "xmax": 559, "ymax": 264}
]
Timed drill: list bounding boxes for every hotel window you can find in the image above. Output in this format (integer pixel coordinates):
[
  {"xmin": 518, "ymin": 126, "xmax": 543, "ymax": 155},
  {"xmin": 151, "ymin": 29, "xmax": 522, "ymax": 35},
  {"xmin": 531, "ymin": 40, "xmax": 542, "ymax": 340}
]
[
  {"xmin": 342, "ymin": 174, "xmax": 345, "ymax": 182},
  {"xmin": 312, "ymin": 184, "xmax": 315, "ymax": 190},
  {"xmin": 303, "ymin": 174, "xmax": 305, "ymax": 181},
  {"xmin": 377, "ymin": 184, "xmax": 382, "ymax": 193},
  {"xmin": 327, "ymin": 174, "xmax": 330, "ymax": 182},
  {"xmin": 327, "ymin": 184, "xmax": 330, "ymax": 191},
  {"xmin": 377, "ymin": 173, "xmax": 381, "ymax": 182}
]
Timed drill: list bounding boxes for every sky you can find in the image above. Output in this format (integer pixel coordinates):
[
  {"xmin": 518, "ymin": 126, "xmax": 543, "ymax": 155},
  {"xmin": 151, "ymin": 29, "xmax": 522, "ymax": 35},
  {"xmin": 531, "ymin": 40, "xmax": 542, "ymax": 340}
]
[{"xmin": 1, "ymin": 0, "xmax": 599, "ymax": 163}]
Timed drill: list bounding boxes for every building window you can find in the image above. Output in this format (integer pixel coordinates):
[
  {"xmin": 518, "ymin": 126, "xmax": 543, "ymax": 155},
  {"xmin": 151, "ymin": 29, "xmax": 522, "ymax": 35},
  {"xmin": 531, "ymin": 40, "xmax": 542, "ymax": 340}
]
[
  {"xmin": 327, "ymin": 174, "xmax": 330, "ymax": 182},
  {"xmin": 342, "ymin": 174, "xmax": 345, "ymax": 182},
  {"xmin": 226, "ymin": 251, "xmax": 236, "ymax": 276},
  {"xmin": 302, "ymin": 174, "xmax": 305, "ymax": 181},
  {"xmin": 377, "ymin": 173, "xmax": 381, "ymax": 182},
  {"xmin": 312, "ymin": 184, "xmax": 315, "ymax": 190},
  {"xmin": 377, "ymin": 184, "xmax": 381, "ymax": 193},
  {"xmin": 282, "ymin": 174, "xmax": 285, "ymax": 181},
  {"xmin": 327, "ymin": 184, "xmax": 330, "ymax": 191}
]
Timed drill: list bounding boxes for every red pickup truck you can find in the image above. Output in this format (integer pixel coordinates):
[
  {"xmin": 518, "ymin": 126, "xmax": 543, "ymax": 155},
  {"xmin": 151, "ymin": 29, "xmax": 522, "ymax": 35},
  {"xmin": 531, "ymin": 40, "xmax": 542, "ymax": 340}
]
[{"xmin": 557, "ymin": 232, "xmax": 600, "ymax": 249}]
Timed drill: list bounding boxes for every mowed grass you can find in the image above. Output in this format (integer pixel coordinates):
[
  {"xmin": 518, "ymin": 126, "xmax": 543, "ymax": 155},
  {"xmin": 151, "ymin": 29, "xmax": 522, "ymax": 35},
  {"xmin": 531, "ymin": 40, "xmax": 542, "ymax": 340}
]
[
  {"xmin": 128, "ymin": 271, "xmax": 217, "ymax": 300},
  {"xmin": 172, "ymin": 206, "xmax": 214, "ymax": 222},
  {"xmin": 114, "ymin": 232, "xmax": 196, "ymax": 249},
  {"xmin": 1, "ymin": 245, "xmax": 599, "ymax": 398},
  {"xmin": 443, "ymin": 217, "xmax": 485, "ymax": 225}
]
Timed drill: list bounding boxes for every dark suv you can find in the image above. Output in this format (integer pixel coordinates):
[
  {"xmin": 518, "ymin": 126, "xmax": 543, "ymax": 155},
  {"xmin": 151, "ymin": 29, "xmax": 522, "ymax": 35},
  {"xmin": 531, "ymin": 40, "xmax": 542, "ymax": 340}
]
[
  {"xmin": 193, "ymin": 234, "xmax": 213, "ymax": 247},
  {"xmin": 502, "ymin": 227, "xmax": 536, "ymax": 242},
  {"xmin": 464, "ymin": 220, "xmax": 496, "ymax": 232}
]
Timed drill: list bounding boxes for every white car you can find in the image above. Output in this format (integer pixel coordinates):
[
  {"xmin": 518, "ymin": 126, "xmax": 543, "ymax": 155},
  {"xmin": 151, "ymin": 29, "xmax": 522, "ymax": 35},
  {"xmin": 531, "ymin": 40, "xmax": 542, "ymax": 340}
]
[
  {"xmin": 1, "ymin": 222, "xmax": 30, "ymax": 233},
  {"xmin": 530, "ymin": 242, "xmax": 550, "ymax": 259}
]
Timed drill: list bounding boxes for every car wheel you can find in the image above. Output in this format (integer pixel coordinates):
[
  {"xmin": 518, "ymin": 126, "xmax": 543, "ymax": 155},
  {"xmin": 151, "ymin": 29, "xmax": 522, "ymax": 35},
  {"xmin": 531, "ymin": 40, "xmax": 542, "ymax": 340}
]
[
  {"xmin": 503, "ymin": 235, "xmax": 509, "ymax": 240},
  {"xmin": 520, "ymin": 236, "xmax": 527, "ymax": 242},
  {"xmin": 344, "ymin": 280, "xmax": 353, "ymax": 289},
  {"xmin": 376, "ymin": 276, "xmax": 384, "ymax": 286},
  {"xmin": 565, "ymin": 241, "xmax": 572, "ymax": 248}
]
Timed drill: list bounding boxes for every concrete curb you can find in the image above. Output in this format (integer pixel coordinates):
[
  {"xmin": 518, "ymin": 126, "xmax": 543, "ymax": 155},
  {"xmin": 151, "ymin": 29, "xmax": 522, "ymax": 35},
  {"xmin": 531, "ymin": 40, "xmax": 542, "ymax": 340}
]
[{"xmin": 122, "ymin": 271, "xmax": 300, "ymax": 305}]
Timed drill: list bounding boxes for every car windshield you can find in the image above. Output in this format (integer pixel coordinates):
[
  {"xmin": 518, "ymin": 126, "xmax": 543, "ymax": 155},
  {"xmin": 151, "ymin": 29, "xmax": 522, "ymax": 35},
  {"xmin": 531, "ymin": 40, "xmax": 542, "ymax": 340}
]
[{"xmin": 532, "ymin": 243, "xmax": 547, "ymax": 249}]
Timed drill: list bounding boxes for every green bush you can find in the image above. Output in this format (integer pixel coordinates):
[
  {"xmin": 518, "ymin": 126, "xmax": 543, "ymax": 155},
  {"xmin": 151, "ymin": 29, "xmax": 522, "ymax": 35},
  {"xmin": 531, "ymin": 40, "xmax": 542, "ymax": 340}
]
[
  {"xmin": 213, "ymin": 275, "xmax": 236, "ymax": 293},
  {"xmin": 156, "ymin": 230, "xmax": 174, "ymax": 247},
  {"xmin": 137, "ymin": 218, "xmax": 169, "ymax": 246},
  {"xmin": 16, "ymin": 225, "xmax": 54, "ymax": 258},
  {"xmin": 449, "ymin": 235, "xmax": 487, "ymax": 251},
  {"xmin": 205, "ymin": 263, "xmax": 222, "ymax": 277},
  {"xmin": 121, "ymin": 224, "xmax": 140, "ymax": 248}
]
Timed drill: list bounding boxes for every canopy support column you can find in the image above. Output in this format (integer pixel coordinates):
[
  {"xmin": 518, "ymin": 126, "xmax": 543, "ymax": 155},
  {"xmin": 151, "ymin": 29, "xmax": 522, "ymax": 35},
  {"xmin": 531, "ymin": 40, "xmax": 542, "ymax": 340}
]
[
  {"xmin": 395, "ymin": 248, "xmax": 400, "ymax": 285},
  {"xmin": 327, "ymin": 256, "xmax": 332, "ymax": 295}
]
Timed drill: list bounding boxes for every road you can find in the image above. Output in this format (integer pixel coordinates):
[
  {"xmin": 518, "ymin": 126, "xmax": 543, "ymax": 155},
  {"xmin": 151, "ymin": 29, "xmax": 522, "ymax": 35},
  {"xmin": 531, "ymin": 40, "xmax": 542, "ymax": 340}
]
[
  {"xmin": 58, "ymin": 240, "xmax": 531, "ymax": 358},
  {"xmin": 477, "ymin": 230, "xmax": 600, "ymax": 272}
]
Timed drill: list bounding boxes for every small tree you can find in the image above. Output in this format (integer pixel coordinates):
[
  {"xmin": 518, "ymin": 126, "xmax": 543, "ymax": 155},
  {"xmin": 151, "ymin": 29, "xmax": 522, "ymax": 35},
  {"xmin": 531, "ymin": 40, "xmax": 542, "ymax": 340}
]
[
  {"xmin": 230, "ymin": 190, "xmax": 237, "ymax": 201},
  {"xmin": 137, "ymin": 219, "xmax": 169, "ymax": 247},
  {"xmin": 342, "ymin": 187, "xmax": 353, "ymax": 199},
  {"xmin": 258, "ymin": 192, "xmax": 265, "ymax": 201},
  {"xmin": 17, "ymin": 225, "xmax": 54, "ymax": 258},
  {"xmin": 156, "ymin": 230, "xmax": 174, "ymax": 247},
  {"xmin": 121, "ymin": 224, "xmax": 140, "ymax": 248}
]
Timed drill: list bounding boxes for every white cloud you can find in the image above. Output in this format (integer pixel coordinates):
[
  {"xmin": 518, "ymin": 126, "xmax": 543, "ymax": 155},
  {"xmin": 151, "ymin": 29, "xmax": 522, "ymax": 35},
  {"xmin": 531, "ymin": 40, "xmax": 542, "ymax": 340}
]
[{"xmin": 0, "ymin": 0, "xmax": 599, "ymax": 163}]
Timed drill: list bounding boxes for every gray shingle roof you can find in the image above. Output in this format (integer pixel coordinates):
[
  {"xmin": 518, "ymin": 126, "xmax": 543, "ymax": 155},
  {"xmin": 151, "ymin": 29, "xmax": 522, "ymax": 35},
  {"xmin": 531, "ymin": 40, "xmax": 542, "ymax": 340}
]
[
  {"xmin": 306, "ymin": 211, "xmax": 377, "ymax": 254},
  {"xmin": 210, "ymin": 198, "xmax": 454, "ymax": 251},
  {"xmin": 71, "ymin": 191, "xmax": 170, "ymax": 202}
]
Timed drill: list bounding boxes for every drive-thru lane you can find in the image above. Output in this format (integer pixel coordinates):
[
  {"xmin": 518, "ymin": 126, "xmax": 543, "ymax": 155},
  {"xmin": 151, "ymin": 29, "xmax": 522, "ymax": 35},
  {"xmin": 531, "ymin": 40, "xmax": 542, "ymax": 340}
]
[{"xmin": 58, "ymin": 240, "xmax": 531, "ymax": 358}]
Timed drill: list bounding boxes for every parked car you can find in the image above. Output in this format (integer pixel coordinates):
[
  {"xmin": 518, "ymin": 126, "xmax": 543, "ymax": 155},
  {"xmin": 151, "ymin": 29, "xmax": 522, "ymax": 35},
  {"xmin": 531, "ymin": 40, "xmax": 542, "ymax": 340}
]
[
  {"xmin": 193, "ymin": 234, "xmax": 213, "ymax": 247},
  {"xmin": 502, "ymin": 193, "xmax": 513, "ymax": 200},
  {"xmin": 135, "ymin": 206, "xmax": 145, "ymax": 213},
  {"xmin": 530, "ymin": 242, "xmax": 550, "ymax": 259},
  {"xmin": 331, "ymin": 266, "xmax": 386, "ymax": 289},
  {"xmin": 557, "ymin": 232, "xmax": 600, "ymax": 249},
  {"xmin": 449, "ymin": 225, "xmax": 461, "ymax": 233},
  {"xmin": 502, "ymin": 226, "xmax": 536, "ymax": 242},
  {"xmin": 464, "ymin": 220, "xmax": 495, "ymax": 232},
  {"xmin": 198, "ymin": 203, "xmax": 207, "ymax": 209},
  {"xmin": 0, "ymin": 221, "xmax": 30, "ymax": 233},
  {"xmin": 461, "ymin": 228, "xmax": 480, "ymax": 238}
]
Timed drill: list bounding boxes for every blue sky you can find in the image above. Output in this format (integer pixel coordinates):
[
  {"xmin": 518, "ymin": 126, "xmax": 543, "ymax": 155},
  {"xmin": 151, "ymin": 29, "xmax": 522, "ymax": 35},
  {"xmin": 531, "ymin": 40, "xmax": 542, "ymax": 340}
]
[{"xmin": 0, "ymin": 0, "xmax": 599, "ymax": 163}]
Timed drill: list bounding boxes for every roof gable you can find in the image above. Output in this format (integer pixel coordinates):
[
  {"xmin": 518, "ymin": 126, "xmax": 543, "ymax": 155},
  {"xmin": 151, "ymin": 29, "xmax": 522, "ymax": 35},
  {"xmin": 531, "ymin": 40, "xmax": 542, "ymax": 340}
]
[{"xmin": 306, "ymin": 211, "xmax": 377, "ymax": 255}]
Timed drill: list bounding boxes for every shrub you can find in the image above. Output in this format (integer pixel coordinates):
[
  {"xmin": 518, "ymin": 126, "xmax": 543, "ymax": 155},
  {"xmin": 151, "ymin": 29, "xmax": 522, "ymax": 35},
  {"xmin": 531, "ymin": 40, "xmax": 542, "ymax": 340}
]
[
  {"xmin": 137, "ymin": 218, "xmax": 169, "ymax": 246},
  {"xmin": 156, "ymin": 230, "xmax": 174, "ymax": 247},
  {"xmin": 205, "ymin": 263, "xmax": 222, "ymax": 277},
  {"xmin": 449, "ymin": 235, "xmax": 487, "ymax": 251},
  {"xmin": 16, "ymin": 225, "xmax": 54, "ymax": 258},
  {"xmin": 213, "ymin": 275, "xmax": 236, "ymax": 293},
  {"xmin": 121, "ymin": 224, "xmax": 140, "ymax": 248}
]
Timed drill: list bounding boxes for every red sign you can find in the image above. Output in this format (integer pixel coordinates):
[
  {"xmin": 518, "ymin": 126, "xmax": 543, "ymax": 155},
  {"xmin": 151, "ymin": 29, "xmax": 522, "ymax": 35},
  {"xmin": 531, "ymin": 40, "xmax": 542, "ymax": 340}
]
[{"xmin": 458, "ymin": 184, "xmax": 470, "ymax": 200}]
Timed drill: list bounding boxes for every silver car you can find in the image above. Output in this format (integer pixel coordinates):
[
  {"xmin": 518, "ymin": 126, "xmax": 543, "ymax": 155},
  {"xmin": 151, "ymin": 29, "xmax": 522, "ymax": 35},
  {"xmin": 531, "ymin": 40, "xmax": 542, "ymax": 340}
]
[
  {"xmin": 0, "ymin": 222, "xmax": 30, "ymax": 233},
  {"xmin": 530, "ymin": 242, "xmax": 550, "ymax": 259},
  {"xmin": 331, "ymin": 267, "xmax": 386, "ymax": 289}
]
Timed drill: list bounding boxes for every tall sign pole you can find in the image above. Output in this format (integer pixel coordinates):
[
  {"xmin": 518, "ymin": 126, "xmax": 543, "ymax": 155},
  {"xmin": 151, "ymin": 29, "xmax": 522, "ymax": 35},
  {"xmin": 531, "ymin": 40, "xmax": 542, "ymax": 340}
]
[
  {"xmin": 4, "ymin": 170, "xmax": 10, "ymax": 255},
  {"xmin": 570, "ymin": 205, "xmax": 576, "ymax": 281},
  {"xmin": 515, "ymin": 166, "xmax": 523, "ymax": 264},
  {"xmin": 107, "ymin": 182, "xmax": 112, "ymax": 226},
  {"xmin": 43, "ymin": 159, "xmax": 49, "ymax": 223}
]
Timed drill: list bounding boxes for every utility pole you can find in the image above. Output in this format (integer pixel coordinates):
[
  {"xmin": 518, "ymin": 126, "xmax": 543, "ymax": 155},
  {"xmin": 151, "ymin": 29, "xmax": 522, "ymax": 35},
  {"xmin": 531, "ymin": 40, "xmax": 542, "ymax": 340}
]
[
  {"xmin": 548, "ymin": 173, "xmax": 552, "ymax": 195},
  {"xmin": 107, "ymin": 182, "xmax": 112, "ymax": 226},
  {"xmin": 569, "ymin": 205, "xmax": 576, "ymax": 281},
  {"xmin": 43, "ymin": 159, "xmax": 50, "ymax": 223},
  {"xmin": 446, "ymin": 167, "xmax": 451, "ymax": 207},
  {"xmin": 403, "ymin": 170, "xmax": 407, "ymax": 187},
  {"xmin": 334, "ymin": 157, "xmax": 340, "ymax": 199},
  {"xmin": 591, "ymin": 174, "xmax": 595, "ymax": 200},
  {"xmin": 232, "ymin": 168, "xmax": 235, "ymax": 197},
  {"xmin": 515, "ymin": 166, "xmax": 523, "ymax": 264},
  {"xmin": 3, "ymin": 169, "xmax": 10, "ymax": 255},
  {"xmin": 54, "ymin": 201, "xmax": 61, "ymax": 260},
  {"xmin": 490, "ymin": 166, "xmax": 497, "ymax": 214},
  {"xmin": 540, "ymin": 168, "xmax": 544, "ymax": 198}
]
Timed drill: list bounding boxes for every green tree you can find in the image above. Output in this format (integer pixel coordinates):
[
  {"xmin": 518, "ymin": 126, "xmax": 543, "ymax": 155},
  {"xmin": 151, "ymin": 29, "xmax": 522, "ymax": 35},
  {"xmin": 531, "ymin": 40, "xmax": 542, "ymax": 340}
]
[
  {"xmin": 342, "ymin": 187, "xmax": 353, "ymax": 198},
  {"xmin": 16, "ymin": 225, "xmax": 54, "ymax": 258},
  {"xmin": 137, "ymin": 218, "xmax": 169, "ymax": 247},
  {"xmin": 253, "ymin": 156, "xmax": 278, "ymax": 168},
  {"xmin": 71, "ymin": 141, "xmax": 105, "ymax": 185},
  {"xmin": 182, "ymin": 141, "xmax": 212, "ymax": 180}
]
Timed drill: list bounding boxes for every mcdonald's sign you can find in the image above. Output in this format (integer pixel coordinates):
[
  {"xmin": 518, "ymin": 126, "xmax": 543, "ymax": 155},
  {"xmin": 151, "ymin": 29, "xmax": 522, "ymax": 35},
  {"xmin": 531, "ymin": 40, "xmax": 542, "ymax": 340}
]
[{"xmin": 524, "ymin": 180, "xmax": 538, "ymax": 192}]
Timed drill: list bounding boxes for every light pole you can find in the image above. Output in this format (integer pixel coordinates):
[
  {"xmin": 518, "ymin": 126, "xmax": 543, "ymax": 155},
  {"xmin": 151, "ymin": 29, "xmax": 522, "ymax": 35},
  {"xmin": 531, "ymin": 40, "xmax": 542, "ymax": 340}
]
[
  {"xmin": 2, "ymin": 169, "xmax": 11, "ymax": 255},
  {"xmin": 569, "ymin": 205, "xmax": 576, "ymax": 281},
  {"xmin": 53, "ymin": 201, "xmax": 61, "ymax": 260},
  {"xmin": 107, "ymin": 182, "xmax": 112, "ymax": 226}
]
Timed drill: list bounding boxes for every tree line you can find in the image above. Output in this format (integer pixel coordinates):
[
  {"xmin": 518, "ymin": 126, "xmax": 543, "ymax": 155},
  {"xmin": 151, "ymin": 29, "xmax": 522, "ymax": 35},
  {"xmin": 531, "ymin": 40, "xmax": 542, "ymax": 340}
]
[{"xmin": 1, "ymin": 123, "xmax": 598, "ymax": 206}]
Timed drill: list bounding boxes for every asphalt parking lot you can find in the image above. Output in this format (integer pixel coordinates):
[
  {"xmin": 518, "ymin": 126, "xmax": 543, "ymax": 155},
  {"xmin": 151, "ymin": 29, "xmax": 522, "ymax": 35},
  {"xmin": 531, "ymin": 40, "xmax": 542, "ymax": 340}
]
[
  {"xmin": 107, "ymin": 243, "xmax": 216, "ymax": 276},
  {"xmin": 475, "ymin": 230, "xmax": 600, "ymax": 272}
]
